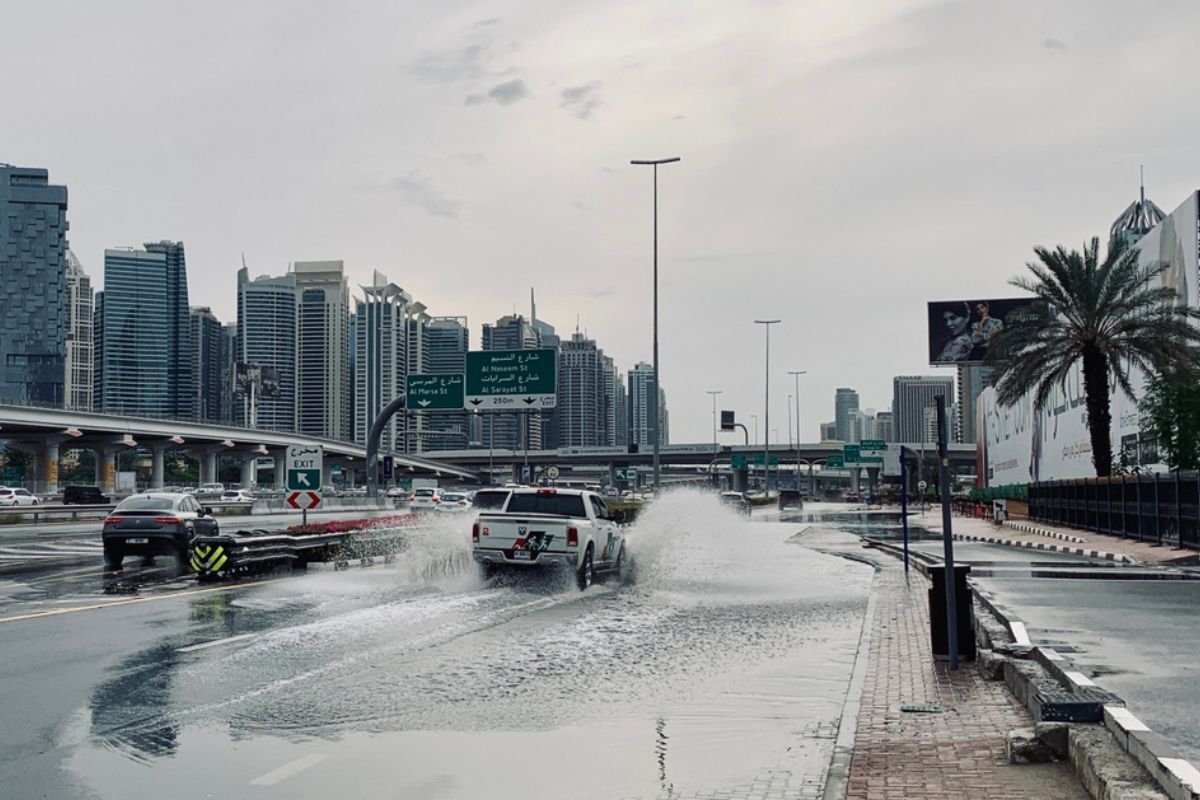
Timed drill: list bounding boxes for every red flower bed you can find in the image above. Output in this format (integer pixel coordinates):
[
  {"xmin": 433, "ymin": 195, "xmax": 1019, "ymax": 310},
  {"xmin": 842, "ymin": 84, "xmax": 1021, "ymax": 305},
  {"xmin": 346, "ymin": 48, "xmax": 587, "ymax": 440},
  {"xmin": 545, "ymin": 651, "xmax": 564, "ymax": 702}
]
[{"xmin": 286, "ymin": 513, "xmax": 418, "ymax": 535}]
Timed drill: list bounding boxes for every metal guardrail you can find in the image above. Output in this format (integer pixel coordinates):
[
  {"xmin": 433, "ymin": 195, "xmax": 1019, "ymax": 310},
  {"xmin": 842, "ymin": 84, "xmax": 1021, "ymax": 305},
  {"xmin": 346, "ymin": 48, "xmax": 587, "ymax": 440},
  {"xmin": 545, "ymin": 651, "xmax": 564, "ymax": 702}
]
[
  {"xmin": 190, "ymin": 525, "xmax": 409, "ymax": 580},
  {"xmin": 1028, "ymin": 472, "xmax": 1200, "ymax": 550}
]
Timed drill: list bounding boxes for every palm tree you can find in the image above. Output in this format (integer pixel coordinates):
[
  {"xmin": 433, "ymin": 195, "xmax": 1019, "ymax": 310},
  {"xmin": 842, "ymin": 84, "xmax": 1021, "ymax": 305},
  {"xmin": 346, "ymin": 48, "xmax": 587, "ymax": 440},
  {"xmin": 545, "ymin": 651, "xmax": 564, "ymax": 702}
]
[{"xmin": 986, "ymin": 236, "xmax": 1200, "ymax": 477}]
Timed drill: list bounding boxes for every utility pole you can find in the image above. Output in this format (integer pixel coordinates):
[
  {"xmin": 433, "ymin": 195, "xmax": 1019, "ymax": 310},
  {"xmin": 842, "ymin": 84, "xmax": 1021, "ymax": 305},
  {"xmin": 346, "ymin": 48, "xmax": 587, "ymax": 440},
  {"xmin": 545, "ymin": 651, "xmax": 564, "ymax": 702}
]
[
  {"xmin": 754, "ymin": 320, "xmax": 780, "ymax": 493},
  {"xmin": 707, "ymin": 390, "xmax": 722, "ymax": 453}
]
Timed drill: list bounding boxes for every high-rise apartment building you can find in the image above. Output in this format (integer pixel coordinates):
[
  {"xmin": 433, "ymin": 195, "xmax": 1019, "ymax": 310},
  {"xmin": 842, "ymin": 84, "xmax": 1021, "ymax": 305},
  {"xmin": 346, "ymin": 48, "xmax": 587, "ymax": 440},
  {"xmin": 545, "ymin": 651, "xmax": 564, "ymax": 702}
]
[
  {"xmin": 627, "ymin": 361, "xmax": 668, "ymax": 447},
  {"xmin": 190, "ymin": 307, "xmax": 224, "ymax": 422},
  {"xmin": 558, "ymin": 332, "xmax": 607, "ymax": 448},
  {"xmin": 93, "ymin": 291, "xmax": 104, "ymax": 409},
  {"xmin": 236, "ymin": 267, "xmax": 296, "ymax": 431},
  {"xmin": 892, "ymin": 375, "xmax": 955, "ymax": 443},
  {"xmin": 834, "ymin": 388, "xmax": 860, "ymax": 443},
  {"xmin": 819, "ymin": 421, "xmax": 838, "ymax": 442},
  {"xmin": 481, "ymin": 315, "xmax": 542, "ymax": 450},
  {"xmin": 219, "ymin": 323, "xmax": 237, "ymax": 424},
  {"xmin": 101, "ymin": 248, "xmax": 171, "ymax": 416},
  {"xmin": 955, "ymin": 365, "xmax": 991, "ymax": 445},
  {"xmin": 294, "ymin": 261, "xmax": 351, "ymax": 441},
  {"xmin": 64, "ymin": 250, "xmax": 94, "ymax": 411},
  {"xmin": 529, "ymin": 291, "xmax": 561, "ymax": 450},
  {"xmin": 875, "ymin": 410, "xmax": 894, "ymax": 443},
  {"xmin": 603, "ymin": 355, "xmax": 625, "ymax": 447},
  {"xmin": 423, "ymin": 316, "xmax": 470, "ymax": 452},
  {"xmin": 0, "ymin": 164, "xmax": 68, "ymax": 406},
  {"xmin": 353, "ymin": 276, "xmax": 411, "ymax": 454},
  {"xmin": 143, "ymin": 241, "xmax": 192, "ymax": 419}
]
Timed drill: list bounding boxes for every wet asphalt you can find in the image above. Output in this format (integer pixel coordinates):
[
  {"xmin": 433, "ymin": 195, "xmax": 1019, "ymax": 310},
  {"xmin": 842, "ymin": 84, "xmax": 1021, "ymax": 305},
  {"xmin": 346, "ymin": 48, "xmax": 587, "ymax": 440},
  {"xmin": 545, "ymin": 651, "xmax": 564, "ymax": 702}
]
[{"xmin": 0, "ymin": 494, "xmax": 875, "ymax": 800}]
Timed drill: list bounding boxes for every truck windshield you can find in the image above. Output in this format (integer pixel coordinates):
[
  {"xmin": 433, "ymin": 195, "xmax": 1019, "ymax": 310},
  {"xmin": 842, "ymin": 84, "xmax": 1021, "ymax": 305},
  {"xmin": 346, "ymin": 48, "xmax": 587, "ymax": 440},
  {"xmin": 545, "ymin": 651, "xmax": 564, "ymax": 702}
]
[{"xmin": 505, "ymin": 493, "xmax": 588, "ymax": 518}]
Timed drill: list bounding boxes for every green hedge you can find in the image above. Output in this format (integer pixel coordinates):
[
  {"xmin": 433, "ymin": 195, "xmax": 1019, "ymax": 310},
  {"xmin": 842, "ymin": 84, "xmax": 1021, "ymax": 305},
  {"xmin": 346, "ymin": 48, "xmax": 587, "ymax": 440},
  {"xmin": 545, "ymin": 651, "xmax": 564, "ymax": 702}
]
[{"xmin": 967, "ymin": 483, "xmax": 1028, "ymax": 502}]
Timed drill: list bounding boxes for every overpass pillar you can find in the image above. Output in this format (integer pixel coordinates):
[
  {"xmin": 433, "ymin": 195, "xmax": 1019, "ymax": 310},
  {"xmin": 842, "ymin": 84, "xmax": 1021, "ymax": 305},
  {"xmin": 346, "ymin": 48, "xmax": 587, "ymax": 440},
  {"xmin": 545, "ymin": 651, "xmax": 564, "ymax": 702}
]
[
  {"xmin": 149, "ymin": 444, "xmax": 170, "ymax": 490},
  {"xmin": 99, "ymin": 448, "xmax": 118, "ymax": 494},
  {"xmin": 199, "ymin": 448, "xmax": 221, "ymax": 485},
  {"xmin": 511, "ymin": 463, "xmax": 522, "ymax": 485},
  {"xmin": 38, "ymin": 440, "xmax": 61, "ymax": 496},
  {"xmin": 321, "ymin": 460, "xmax": 333, "ymax": 491},
  {"xmin": 272, "ymin": 449, "xmax": 286, "ymax": 489},
  {"xmin": 240, "ymin": 454, "xmax": 256, "ymax": 489}
]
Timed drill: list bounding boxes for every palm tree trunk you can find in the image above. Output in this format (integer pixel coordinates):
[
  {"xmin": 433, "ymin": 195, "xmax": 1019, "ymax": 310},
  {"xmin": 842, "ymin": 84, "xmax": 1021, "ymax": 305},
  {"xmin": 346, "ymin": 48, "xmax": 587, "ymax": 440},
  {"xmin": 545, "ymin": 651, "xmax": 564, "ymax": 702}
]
[{"xmin": 1082, "ymin": 346, "xmax": 1113, "ymax": 477}]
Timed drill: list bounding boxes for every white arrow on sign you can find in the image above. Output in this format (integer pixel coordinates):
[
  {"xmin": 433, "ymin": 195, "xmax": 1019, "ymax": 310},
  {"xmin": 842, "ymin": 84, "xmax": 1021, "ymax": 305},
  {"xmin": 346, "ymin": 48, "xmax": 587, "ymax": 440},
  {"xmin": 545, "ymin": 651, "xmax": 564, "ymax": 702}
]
[
  {"xmin": 298, "ymin": 473, "xmax": 311, "ymax": 487},
  {"xmin": 418, "ymin": 400, "xmax": 431, "ymax": 407}
]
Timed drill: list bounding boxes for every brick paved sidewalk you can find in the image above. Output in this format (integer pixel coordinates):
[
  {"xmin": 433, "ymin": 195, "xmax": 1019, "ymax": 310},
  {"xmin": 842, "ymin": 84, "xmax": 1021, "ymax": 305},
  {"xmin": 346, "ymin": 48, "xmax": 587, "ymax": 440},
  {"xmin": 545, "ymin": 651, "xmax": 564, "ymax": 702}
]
[
  {"xmin": 846, "ymin": 562, "xmax": 1087, "ymax": 799},
  {"xmin": 922, "ymin": 513, "xmax": 1192, "ymax": 565}
]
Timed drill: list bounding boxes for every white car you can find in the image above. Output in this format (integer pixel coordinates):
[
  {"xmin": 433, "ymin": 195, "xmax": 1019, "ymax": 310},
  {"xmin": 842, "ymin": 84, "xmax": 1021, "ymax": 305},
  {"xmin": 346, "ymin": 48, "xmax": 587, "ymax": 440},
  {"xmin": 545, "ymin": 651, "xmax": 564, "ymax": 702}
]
[
  {"xmin": 472, "ymin": 488, "xmax": 626, "ymax": 589},
  {"xmin": 385, "ymin": 487, "xmax": 408, "ymax": 498},
  {"xmin": 220, "ymin": 489, "xmax": 255, "ymax": 502},
  {"xmin": 0, "ymin": 487, "xmax": 39, "ymax": 507},
  {"xmin": 196, "ymin": 483, "xmax": 225, "ymax": 497},
  {"xmin": 434, "ymin": 492, "xmax": 473, "ymax": 513},
  {"xmin": 410, "ymin": 487, "xmax": 443, "ymax": 512}
]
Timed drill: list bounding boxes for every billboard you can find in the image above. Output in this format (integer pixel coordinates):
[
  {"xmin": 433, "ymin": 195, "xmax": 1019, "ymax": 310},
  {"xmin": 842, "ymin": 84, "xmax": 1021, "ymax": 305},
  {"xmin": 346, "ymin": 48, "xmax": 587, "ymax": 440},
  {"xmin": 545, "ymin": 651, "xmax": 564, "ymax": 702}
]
[
  {"xmin": 927, "ymin": 298, "xmax": 1036, "ymax": 366},
  {"xmin": 260, "ymin": 366, "xmax": 281, "ymax": 400},
  {"xmin": 979, "ymin": 190, "xmax": 1200, "ymax": 485},
  {"xmin": 235, "ymin": 362, "xmax": 260, "ymax": 398}
]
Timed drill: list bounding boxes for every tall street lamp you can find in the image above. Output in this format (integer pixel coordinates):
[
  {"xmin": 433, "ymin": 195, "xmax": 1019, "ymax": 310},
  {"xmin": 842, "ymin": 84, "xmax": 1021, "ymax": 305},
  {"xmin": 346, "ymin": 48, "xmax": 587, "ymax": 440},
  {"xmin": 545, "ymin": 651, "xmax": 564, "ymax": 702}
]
[
  {"xmin": 788, "ymin": 370, "xmax": 807, "ymax": 489},
  {"xmin": 631, "ymin": 156, "xmax": 681, "ymax": 490},
  {"xmin": 706, "ymin": 390, "xmax": 722, "ymax": 451},
  {"xmin": 755, "ymin": 319, "xmax": 781, "ymax": 493},
  {"xmin": 751, "ymin": 414, "xmax": 758, "ymax": 444}
]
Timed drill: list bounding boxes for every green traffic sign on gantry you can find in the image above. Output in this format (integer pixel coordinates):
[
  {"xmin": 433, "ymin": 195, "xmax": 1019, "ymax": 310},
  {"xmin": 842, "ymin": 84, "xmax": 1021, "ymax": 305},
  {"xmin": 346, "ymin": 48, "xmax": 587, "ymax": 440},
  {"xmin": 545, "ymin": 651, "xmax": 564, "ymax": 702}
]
[
  {"xmin": 860, "ymin": 439, "xmax": 886, "ymax": 451},
  {"xmin": 465, "ymin": 348, "xmax": 558, "ymax": 410},
  {"xmin": 825, "ymin": 455, "xmax": 844, "ymax": 468},
  {"xmin": 407, "ymin": 373, "xmax": 465, "ymax": 411},
  {"xmin": 843, "ymin": 444, "xmax": 882, "ymax": 466},
  {"xmin": 731, "ymin": 454, "xmax": 748, "ymax": 470}
]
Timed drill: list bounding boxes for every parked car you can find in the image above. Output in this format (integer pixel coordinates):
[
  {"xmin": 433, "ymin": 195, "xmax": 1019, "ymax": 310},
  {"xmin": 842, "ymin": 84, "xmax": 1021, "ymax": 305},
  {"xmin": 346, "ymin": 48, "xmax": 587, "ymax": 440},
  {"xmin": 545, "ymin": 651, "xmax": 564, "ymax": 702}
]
[
  {"xmin": 220, "ymin": 489, "xmax": 255, "ymax": 502},
  {"xmin": 196, "ymin": 483, "xmax": 225, "ymax": 497},
  {"xmin": 472, "ymin": 488, "xmax": 626, "ymax": 589},
  {"xmin": 63, "ymin": 485, "xmax": 110, "ymax": 505},
  {"xmin": 719, "ymin": 491, "xmax": 752, "ymax": 516},
  {"xmin": 410, "ymin": 487, "xmax": 444, "ymax": 512},
  {"xmin": 101, "ymin": 492, "xmax": 219, "ymax": 570},
  {"xmin": 385, "ymin": 486, "xmax": 408, "ymax": 498},
  {"xmin": 0, "ymin": 487, "xmax": 39, "ymax": 507}
]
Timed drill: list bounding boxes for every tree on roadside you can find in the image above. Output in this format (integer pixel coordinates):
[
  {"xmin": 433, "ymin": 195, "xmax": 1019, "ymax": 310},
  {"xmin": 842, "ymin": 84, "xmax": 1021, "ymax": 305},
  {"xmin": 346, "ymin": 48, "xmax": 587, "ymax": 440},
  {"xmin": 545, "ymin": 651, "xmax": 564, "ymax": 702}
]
[
  {"xmin": 986, "ymin": 236, "xmax": 1200, "ymax": 477},
  {"xmin": 1141, "ymin": 365, "xmax": 1200, "ymax": 470}
]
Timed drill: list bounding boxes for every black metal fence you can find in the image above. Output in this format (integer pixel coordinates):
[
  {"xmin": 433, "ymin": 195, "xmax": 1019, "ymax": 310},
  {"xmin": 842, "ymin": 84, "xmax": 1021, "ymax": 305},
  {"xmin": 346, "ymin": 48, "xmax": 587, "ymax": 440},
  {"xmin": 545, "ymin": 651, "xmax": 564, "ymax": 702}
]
[{"xmin": 1028, "ymin": 472, "xmax": 1200, "ymax": 550}]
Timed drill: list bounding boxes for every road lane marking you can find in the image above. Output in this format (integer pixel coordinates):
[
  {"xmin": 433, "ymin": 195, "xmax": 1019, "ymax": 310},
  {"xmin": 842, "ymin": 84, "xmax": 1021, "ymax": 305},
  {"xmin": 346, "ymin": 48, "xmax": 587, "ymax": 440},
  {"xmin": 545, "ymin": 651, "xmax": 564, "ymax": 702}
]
[
  {"xmin": 250, "ymin": 753, "xmax": 328, "ymax": 786},
  {"xmin": 0, "ymin": 580, "xmax": 270, "ymax": 624},
  {"xmin": 177, "ymin": 632, "xmax": 257, "ymax": 653}
]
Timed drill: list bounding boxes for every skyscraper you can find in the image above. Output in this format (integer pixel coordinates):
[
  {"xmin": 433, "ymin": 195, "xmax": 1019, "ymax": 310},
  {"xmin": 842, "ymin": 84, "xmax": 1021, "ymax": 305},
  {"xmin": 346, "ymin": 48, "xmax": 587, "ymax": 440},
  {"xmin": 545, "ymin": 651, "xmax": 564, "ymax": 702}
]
[
  {"xmin": 219, "ymin": 323, "xmax": 237, "ymax": 424},
  {"xmin": 190, "ymin": 307, "xmax": 224, "ymax": 422},
  {"xmin": 236, "ymin": 267, "xmax": 296, "ymax": 431},
  {"xmin": 558, "ymin": 332, "xmax": 607, "ymax": 448},
  {"xmin": 627, "ymin": 361, "xmax": 667, "ymax": 447},
  {"xmin": 892, "ymin": 375, "xmax": 955, "ymax": 443},
  {"xmin": 143, "ymin": 241, "xmax": 192, "ymax": 419},
  {"xmin": 64, "ymin": 250, "xmax": 94, "ymax": 411},
  {"xmin": 353, "ymin": 275, "xmax": 411, "ymax": 454},
  {"xmin": 0, "ymin": 164, "xmax": 68, "ymax": 406},
  {"xmin": 834, "ymin": 388, "xmax": 860, "ymax": 443},
  {"xmin": 294, "ymin": 261, "xmax": 351, "ymax": 441},
  {"xmin": 955, "ymin": 365, "xmax": 991, "ymax": 445},
  {"xmin": 875, "ymin": 411, "xmax": 894, "ymax": 443},
  {"xmin": 481, "ymin": 315, "xmax": 542, "ymax": 450},
  {"xmin": 93, "ymin": 291, "xmax": 104, "ymax": 409},
  {"xmin": 101, "ymin": 248, "xmax": 170, "ymax": 416},
  {"xmin": 423, "ymin": 316, "xmax": 470, "ymax": 452}
]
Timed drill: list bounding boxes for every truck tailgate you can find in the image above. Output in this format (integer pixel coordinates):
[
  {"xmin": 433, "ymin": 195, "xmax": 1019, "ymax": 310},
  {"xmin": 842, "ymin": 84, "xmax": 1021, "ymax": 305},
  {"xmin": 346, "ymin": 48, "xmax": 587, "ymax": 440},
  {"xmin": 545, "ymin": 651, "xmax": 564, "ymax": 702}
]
[{"xmin": 475, "ymin": 513, "xmax": 575, "ymax": 557}]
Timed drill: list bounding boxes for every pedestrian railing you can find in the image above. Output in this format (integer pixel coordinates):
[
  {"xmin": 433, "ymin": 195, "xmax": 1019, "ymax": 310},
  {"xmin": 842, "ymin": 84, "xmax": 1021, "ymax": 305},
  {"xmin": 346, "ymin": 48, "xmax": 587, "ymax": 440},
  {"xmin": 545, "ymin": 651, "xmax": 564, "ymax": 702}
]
[{"xmin": 1028, "ymin": 472, "xmax": 1199, "ymax": 549}]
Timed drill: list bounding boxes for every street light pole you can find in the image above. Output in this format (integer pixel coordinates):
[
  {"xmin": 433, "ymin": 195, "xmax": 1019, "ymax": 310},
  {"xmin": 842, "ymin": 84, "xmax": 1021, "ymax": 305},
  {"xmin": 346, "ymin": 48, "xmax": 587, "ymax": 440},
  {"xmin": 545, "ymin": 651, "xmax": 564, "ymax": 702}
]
[
  {"xmin": 631, "ymin": 156, "xmax": 681, "ymax": 491},
  {"xmin": 707, "ymin": 390, "xmax": 722, "ymax": 452},
  {"xmin": 788, "ymin": 370, "xmax": 806, "ymax": 490},
  {"xmin": 755, "ymin": 319, "xmax": 781, "ymax": 493}
]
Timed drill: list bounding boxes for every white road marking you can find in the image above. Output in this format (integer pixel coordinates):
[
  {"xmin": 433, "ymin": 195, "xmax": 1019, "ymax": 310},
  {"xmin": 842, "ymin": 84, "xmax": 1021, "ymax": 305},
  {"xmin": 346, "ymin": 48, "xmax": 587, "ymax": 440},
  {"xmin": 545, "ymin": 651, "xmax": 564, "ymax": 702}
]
[
  {"xmin": 177, "ymin": 633, "xmax": 257, "ymax": 653},
  {"xmin": 249, "ymin": 753, "xmax": 328, "ymax": 786}
]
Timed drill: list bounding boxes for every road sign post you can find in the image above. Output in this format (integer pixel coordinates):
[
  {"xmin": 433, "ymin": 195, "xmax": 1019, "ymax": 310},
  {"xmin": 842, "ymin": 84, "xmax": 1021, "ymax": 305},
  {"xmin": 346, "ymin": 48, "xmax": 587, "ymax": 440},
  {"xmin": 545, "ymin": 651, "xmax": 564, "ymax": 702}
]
[
  {"xmin": 286, "ymin": 445, "xmax": 324, "ymax": 527},
  {"xmin": 465, "ymin": 349, "xmax": 558, "ymax": 410},
  {"xmin": 407, "ymin": 373, "xmax": 465, "ymax": 411}
]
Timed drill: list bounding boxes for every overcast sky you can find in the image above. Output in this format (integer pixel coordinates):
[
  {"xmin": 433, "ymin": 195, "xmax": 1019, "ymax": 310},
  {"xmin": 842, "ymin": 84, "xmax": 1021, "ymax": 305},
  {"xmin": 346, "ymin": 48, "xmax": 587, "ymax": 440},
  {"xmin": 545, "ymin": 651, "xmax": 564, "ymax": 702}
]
[{"xmin": 6, "ymin": 0, "xmax": 1200, "ymax": 444}]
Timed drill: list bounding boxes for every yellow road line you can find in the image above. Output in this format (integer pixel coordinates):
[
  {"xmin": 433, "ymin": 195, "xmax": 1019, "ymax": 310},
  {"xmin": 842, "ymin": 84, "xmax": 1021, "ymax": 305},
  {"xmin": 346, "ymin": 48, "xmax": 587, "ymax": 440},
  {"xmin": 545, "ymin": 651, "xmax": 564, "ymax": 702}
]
[{"xmin": 0, "ymin": 580, "xmax": 270, "ymax": 625}]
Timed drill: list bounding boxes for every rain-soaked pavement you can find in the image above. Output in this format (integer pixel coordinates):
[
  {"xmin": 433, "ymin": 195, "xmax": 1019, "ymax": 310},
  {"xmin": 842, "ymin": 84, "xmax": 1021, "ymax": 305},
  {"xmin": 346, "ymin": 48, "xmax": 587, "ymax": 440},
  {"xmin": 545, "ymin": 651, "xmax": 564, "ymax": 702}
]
[{"xmin": 1, "ymin": 492, "xmax": 876, "ymax": 800}]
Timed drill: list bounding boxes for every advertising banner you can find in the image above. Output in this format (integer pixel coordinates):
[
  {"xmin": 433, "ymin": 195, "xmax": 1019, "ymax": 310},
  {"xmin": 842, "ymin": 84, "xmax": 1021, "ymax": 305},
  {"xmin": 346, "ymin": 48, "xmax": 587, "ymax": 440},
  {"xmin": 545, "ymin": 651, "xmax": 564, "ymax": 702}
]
[{"xmin": 927, "ymin": 298, "xmax": 1036, "ymax": 366}]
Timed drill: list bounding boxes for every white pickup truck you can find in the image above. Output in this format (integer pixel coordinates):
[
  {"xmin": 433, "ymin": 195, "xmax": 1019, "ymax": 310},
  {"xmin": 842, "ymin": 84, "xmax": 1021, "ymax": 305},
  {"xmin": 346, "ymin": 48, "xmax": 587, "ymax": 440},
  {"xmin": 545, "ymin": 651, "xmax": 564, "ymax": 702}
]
[{"xmin": 471, "ymin": 488, "xmax": 626, "ymax": 589}]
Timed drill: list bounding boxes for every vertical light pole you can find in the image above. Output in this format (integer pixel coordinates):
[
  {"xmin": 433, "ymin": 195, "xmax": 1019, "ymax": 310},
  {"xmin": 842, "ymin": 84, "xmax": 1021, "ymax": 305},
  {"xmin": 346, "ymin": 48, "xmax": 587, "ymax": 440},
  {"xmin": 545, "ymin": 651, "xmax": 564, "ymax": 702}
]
[
  {"xmin": 631, "ymin": 156, "xmax": 681, "ymax": 490},
  {"xmin": 707, "ymin": 390, "xmax": 722, "ymax": 451},
  {"xmin": 755, "ymin": 319, "xmax": 781, "ymax": 493},
  {"xmin": 751, "ymin": 414, "xmax": 758, "ymax": 444},
  {"xmin": 788, "ymin": 370, "xmax": 806, "ymax": 489},
  {"xmin": 787, "ymin": 395, "xmax": 793, "ymax": 448}
]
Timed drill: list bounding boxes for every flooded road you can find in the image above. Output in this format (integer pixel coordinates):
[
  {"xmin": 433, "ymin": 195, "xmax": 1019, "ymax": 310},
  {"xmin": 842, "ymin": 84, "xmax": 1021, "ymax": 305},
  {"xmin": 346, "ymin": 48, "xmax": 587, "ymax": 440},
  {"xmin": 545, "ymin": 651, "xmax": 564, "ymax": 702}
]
[{"xmin": 2, "ymin": 493, "xmax": 874, "ymax": 799}]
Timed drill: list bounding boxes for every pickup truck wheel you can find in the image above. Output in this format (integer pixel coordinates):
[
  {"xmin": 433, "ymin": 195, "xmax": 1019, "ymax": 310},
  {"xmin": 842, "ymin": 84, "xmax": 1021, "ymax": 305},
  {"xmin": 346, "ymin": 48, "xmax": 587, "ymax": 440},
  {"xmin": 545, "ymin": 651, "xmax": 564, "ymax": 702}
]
[
  {"xmin": 576, "ymin": 546, "xmax": 594, "ymax": 591},
  {"xmin": 479, "ymin": 562, "xmax": 495, "ymax": 581}
]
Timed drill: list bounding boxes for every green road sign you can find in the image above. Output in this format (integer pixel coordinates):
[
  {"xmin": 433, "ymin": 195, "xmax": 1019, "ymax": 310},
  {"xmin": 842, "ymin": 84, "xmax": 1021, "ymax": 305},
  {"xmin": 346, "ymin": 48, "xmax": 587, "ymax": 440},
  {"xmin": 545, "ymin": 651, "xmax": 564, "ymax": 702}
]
[
  {"xmin": 615, "ymin": 467, "xmax": 633, "ymax": 480},
  {"xmin": 286, "ymin": 444, "xmax": 324, "ymax": 492},
  {"xmin": 465, "ymin": 348, "xmax": 558, "ymax": 410},
  {"xmin": 844, "ymin": 444, "xmax": 883, "ymax": 466},
  {"xmin": 407, "ymin": 373, "xmax": 465, "ymax": 411},
  {"xmin": 731, "ymin": 454, "xmax": 748, "ymax": 470},
  {"xmin": 824, "ymin": 455, "xmax": 844, "ymax": 469},
  {"xmin": 860, "ymin": 439, "xmax": 886, "ymax": 451},
  {"xmin": 287, "ymin": 468, "xmax": 320, "ymax": 491},
  {"xmin": 752, "ymin": 454, "xmax": 781, "ymax": 465}
]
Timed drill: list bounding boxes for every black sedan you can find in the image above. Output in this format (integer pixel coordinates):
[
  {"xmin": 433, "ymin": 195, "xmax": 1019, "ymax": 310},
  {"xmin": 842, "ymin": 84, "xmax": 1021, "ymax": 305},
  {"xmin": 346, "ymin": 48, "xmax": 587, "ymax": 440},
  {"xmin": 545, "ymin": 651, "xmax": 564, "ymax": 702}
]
[{"xmin": 101, "ymin": 492, "xmax": 219, "ymax": 570}]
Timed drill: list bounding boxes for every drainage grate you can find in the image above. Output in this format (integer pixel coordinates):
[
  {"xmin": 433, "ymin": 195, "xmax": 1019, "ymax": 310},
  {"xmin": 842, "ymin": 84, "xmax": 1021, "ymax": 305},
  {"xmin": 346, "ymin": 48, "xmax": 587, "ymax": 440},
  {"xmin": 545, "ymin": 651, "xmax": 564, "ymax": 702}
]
[{"xmin": 900, "ymin": 704, "xmax": 951, "ymax": 714}]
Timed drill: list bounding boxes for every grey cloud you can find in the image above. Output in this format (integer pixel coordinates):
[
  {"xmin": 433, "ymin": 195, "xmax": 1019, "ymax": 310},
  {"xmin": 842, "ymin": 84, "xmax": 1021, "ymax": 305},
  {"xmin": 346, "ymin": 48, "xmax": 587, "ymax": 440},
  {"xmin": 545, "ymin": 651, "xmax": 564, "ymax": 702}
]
[
  {"xmin": 560, "ymin": 81, "xmax": 602, "ymax": 119},
  {"xmin": 412, "ymin": 43, "xmax": 491, "ymax": 83},
  {"xmin": 468, "ymin": 18, "xmax": 500, "ymax": 30},
  {"xmin": 387, "ymin": 171, "xmax": 459, "ymax": 219},
  {"xmin": 465, "ymin": 78, "xmax": 528, "ymax": 106},
  {"xmin": 1043, "ymin": 37, "xmax": 1068, "ymax": 50},
  {"xmin": 572, "ymin": 200, "xmax": 589, "ymax": 211},
  {"xmin": 673, "ymin": 114, "xmax": 686, "ymax": 120},
  {"xmin": 448, "ymin": 152, "xmax": 487, "ymax": 165}
]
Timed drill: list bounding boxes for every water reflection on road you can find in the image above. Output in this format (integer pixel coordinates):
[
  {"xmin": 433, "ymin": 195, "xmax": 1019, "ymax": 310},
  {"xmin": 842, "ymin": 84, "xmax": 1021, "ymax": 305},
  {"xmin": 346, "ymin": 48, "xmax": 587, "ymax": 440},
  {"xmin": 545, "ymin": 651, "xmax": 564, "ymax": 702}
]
[{"xmin": 57, "ymin": 492, "xmax": 874, "ymax": 800}]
